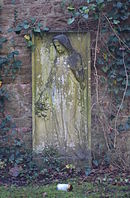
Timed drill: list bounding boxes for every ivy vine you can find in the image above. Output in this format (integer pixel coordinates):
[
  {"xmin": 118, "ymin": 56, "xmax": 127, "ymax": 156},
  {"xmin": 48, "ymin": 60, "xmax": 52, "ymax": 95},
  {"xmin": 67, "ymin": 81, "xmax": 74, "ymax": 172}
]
[
  {"xmin": 67, "ymin": 0, "xmax": 130, "ymax": 127},
  {"xmin": 66, "ymin": 0, "xmax": 130, "ymax": 167}
]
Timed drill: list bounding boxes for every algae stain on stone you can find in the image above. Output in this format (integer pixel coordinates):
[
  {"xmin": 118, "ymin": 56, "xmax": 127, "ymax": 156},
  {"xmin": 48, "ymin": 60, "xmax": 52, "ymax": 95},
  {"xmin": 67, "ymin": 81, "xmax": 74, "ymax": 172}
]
[{"xmin": 32, "ymin": 33, "xmax": 91, "ymax": 162}]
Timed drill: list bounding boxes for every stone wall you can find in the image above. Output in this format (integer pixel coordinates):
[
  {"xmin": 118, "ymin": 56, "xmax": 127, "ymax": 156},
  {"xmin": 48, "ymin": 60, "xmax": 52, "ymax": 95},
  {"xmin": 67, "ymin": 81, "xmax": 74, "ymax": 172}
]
[
  {"xmin": 0, "ymin": 0, "xmax": 129, "ymax": 165},
  {"xmin": 1, "ymin": 0, "xmax": 95, "ymax": 150}
]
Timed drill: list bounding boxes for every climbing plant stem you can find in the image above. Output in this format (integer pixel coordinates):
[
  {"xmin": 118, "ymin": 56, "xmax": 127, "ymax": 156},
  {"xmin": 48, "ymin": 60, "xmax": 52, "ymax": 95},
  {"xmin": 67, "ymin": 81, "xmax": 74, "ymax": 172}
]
[
  {"xmin": 114, "ymin": 51, "xmax": 128, "ymax": 148},
  {"xmin": 93, "ymin": 16, "xmax": 100, "ymax": 104}
]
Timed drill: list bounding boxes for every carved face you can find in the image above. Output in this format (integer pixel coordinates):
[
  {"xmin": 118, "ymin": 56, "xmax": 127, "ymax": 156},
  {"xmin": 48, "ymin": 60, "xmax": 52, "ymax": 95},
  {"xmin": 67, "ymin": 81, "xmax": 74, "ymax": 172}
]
[{"xmin": 53, "ymin": 40, "xmax": 66, "ymax": 54}]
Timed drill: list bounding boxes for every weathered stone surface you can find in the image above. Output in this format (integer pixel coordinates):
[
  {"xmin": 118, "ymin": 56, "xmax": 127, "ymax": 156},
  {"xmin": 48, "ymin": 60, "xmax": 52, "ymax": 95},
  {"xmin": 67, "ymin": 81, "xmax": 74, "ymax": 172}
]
[
  {"xmin": 24, "ymin": 0, "xmax": 39, "ymax": 3},
  {"xmin": 1, "ymin": 6, "xmax": 14, "ymax": 16},
  {"xmin": 53, "ymin": 0, "xmax": 62, "ymax": 5},
  {"xmin": 32, "ymin": 33, "xmax": 91, "ymax": 165},
  {"xmin": 47, "ymin": 15, "xmax": 68, "ymax": 30},
  {"xmin": 5, "ymin": 83, "xmax": 31, "ymax": 118},
  {"xmin": 29, "ymin": 4, "xmax": 52, "ymax": 16},
  {"xmin": 4, "ymin": 0, "xmax": 22, "ymax": 5},
  {"xmin": 16, "ymin": 5, "xmax": 30, "ymax": 18},
  {"xmin": 53, "ymin": 3, "xmax": 65, "ymax": 14}
]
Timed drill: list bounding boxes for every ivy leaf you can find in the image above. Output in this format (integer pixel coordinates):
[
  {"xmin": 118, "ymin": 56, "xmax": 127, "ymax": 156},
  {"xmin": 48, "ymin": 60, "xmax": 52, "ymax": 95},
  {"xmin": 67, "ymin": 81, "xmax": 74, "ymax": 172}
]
[
  {"xmin": 74, "ymin": 12, "xmax": 80, "ymax": 17},
  {"xmin": 93, "ymin": 160, "xmax": 99, "ymax": 167},
  {"xmin": 9, "ymin": 154, "xmax": 15, "ymax": 162},
  {"xmin": 116, "ymin": 2, "xmax": 122, "ymax": 8},
  {"xmin": 13, "ymin": 51, "xmax": 19, "ymax": 55},
  {"xmin": 38, "ymin": 22, "xmax": 43, "ymax": 28},
  {"xmin": 101, "ymin": 66, "xmax": 108, "ymax": 73},
  {"xmin": 108, "ymin": 35, "xmax": 118, "ymax": 43},
  {"xmin": 127, "ymin": 116, "xmax": 130, "ymax": 124},
  {"xmin": 96, "ymin": 0, "xmax": 104, "ymax": 4},
  {"xmin": 121, "ymin": 15, "xmax": 128, "ymax": 20},
  {"xmin": 118, "ymin": 124, "xmax": 124, "ymax": 132},
  {"xmin": 43, "ymin": 27, "xmax": 49, "ymax": 32},
  {"xmin": 12, "ymin": 129, "xmax": 16, "ymax": 135},
  {"xmin": 23, "ymin": 24, "xmax": 30, "ymax": 30},
  {"xmin": 98, "ymin": 58, "xmax": 104, "ymax": 65},
  {"xmin": 0, "ymin": 57, "xmax": 7, "ymax": 66},
  {"xmin": 67, "ymin": 6, "xmax": 75, "ymax": 11},
  {"xmin": 126, "ymin": 89, "xmax": 130, "ymax": 96},
  {"xmin": 15, "ymin": 139, "xmax": 22, "ymax": 146},
  {"xmin": 94, "ymin": 13, "xmax": 99, "ymax": 20},
  {"xmin": 0, "ymin": 38, "xmax": 7, "ymax": 49},
  {"xmin": 8, "ymin": 51, "xmax": 19, "ymax": 59},
  {"xmin": 100, "ymin": 76, "xmax": 106, "ymax": 83},
  {"xmin": 33, "ymin": 27, "xmax": 41, "ymax": 33},
  {"xmin": 81, "ymin": 6, "xmax": 88, "ymax": 11},
  {"xmin": 12, "ymin": 60, "xmax": 22, "ymax": 68},
  {"xmin": 23, "ymin": 20, "xmax": 28, "ymax": 24},
  {"xmin": 113, "ymin": 20, "xmax": 120, "ymax": 24},
  {"xmin": 6, "ymin": 115, "xmax": 12, "ymax": 121},
  {"xmin": 11, "ymin": 0, "xmax": 15, "ymax": 4},
  {"xmin": 7, "ymin": 52, "xmax": 14, "ymax": 59},
  {"xmin": 122, "ymin": 79, "xmax": 127, "ymax": 85},
  {"xmin": 125, "ymin": 122, "xmax": 130, "ymax": 130},
  {"xmin": 117, "ymin": 77, "xmax": 123, "ymax": 82},
  {"xmin": 79, "ymin": 6, "xmax": 89, "ymax": 15},
  {"xmin": 117, "ymin": 59, "xmax": 123, "ymax": 65},
  {"xmin": 114, "ymin": 87, "xmax": 119, "ymax": 95},
  {"xmin": 85, "ymin": 167, "xmax": 91, "ymax": 176},
  {"xmin": 90, "ymin": 4, "xmax": 96, "ymax": 11},
  {"xmin": 83, "ymin": 14, "xmax": 88, "ymax": 19},
  {"xmin": 120, "ymin": 25, "xmax": 130, "ymax": 32},
  {"xmin": 27, "ymin": 41, "xmax": 33, "ymax": 47},
  {"xmin": 30, "ymin": 17, "xmax": 36, "ymax": 24},
  {"xmin": 8, "ymin": 27, "xmax": 14, "ymax": 33},
  {"xmin": 67, "ymin": 17, "xmax": 75, "ymax": 25},
  {"xmin": 0, "ymin": 37, "xmax": 7, "ymax": 44},
  {"xmin": 119, "ymin": 69, "xmax": 126, "ymax": 76},
  {"xmin": 14, "ymin": 26, "xmax": 22, "ymax": 34}
]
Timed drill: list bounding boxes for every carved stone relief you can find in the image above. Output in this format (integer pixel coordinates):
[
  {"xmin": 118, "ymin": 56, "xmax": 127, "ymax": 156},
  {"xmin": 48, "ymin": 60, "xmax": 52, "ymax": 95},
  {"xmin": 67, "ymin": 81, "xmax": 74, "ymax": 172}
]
[{"xmin": 32, "ymin": 33, "xmax": 91, "ymax": 163}]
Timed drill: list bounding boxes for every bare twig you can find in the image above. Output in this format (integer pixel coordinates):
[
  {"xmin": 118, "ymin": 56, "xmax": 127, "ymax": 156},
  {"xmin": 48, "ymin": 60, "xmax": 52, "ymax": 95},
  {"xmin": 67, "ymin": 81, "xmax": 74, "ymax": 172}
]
[
  {"xmin": 93, "ymin": 16, "xmax": 101, "ymax": 103},
  {"xmin": 101, "ymin": 37, "xmax": 118, "ymax": 60},
  {"xmin": 114, "ymin": 51, "xmax": 128, "ymax": 148},
  {"xmin": 103, "ymin": 14, "xmax": 130, "ymax": 51},
  {"xmin": 99, "ymin": 117, "xmax": 110, "ymax": 151}
]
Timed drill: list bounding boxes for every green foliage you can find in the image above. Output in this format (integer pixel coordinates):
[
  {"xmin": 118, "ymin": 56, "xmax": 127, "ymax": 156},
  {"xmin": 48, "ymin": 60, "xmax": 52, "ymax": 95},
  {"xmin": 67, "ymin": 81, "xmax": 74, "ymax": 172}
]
[
  {"xmin": 103, "ymin": 2, "xmax": 129, "ymax": 99},
  {"xmin": 8, "ymin": 18, "xmax": 50, "ymax": 49},
  {"xmin": 40, "ymin": 147, "xmax": 63, "ymax": 171},
  {"xmin": 0, "ymin": 51, "xmax": 22, "ymax": 80},
  {"xmin": 0, "ymin": 5, "xmax": 23, "ymax": 174},
  {"xmin": 0, "ymin": 6, "xmax": 53, "ymax": 184},
  {"xmin": 0, "ymin": 37, "xmax": 7, "ymax": 49},
  {"xmin": 65, "ymin": 0, "xmax": 130, "ymax": 168},
  {"xmin": 67, "ymin": 0, "xmax": 129, "ymax": 101},
  {"xmin": 67, "ymin": 17, "xmax": 75, "ymax": 25}
]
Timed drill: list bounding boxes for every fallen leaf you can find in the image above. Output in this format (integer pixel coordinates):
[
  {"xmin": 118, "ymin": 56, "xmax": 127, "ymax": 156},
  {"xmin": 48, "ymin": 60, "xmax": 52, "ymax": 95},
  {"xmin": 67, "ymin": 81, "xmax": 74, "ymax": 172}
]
[
  {"xmin": 24, "ymin": 35, "xmax": 30, "ymax": 41},
  {"xmin": 0, "ymin": 81, "xmax": 2, "ymax": 88}
]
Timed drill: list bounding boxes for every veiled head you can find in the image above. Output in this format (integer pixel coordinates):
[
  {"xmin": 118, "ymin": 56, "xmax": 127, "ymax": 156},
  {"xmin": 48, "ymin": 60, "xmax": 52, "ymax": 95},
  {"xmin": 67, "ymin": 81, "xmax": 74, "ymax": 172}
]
[{"xmin": 52, "ymin": 34, "xmax": 73, "ymax": 53}]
